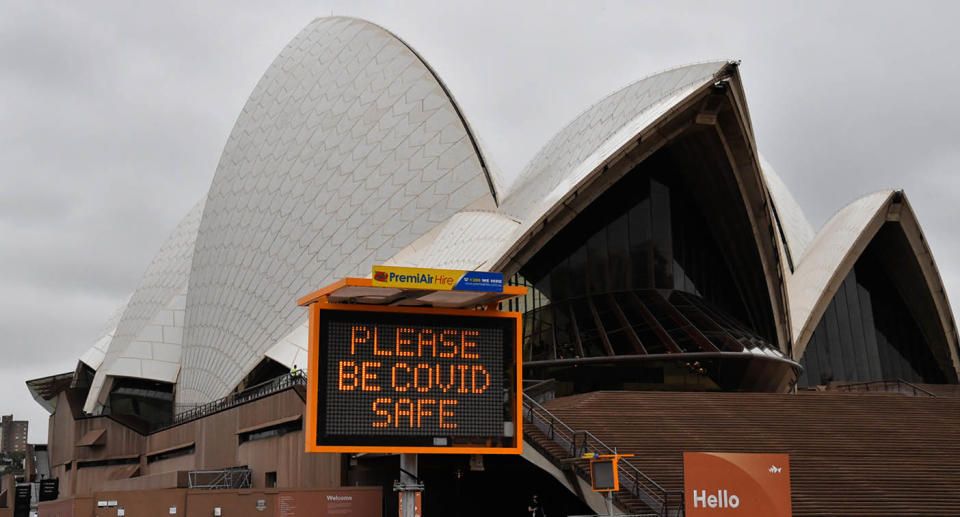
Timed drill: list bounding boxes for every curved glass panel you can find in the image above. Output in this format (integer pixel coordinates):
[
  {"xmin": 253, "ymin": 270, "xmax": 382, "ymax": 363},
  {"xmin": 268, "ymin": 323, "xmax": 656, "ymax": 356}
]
[
  {"xmin": 107, "ymin": 378, "xmax": 174, "ymax": 430},
  {"xmin": 799, "ymin": 226, "xmax": 948, "ymax": 385},
  {"xmin": 511, "ymin": 143, "xmax": 779, "ymax": 362},
  {"xmin": 517, "ymin": 290, "xmax": 779, "ymax": 362}
]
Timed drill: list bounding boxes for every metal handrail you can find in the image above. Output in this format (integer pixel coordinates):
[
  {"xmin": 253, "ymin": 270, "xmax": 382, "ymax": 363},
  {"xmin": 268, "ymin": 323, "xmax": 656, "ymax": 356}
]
[
  {"xmin": 79, "ymin": 373, "xmax": 308, "ymax": 435},
  {"xmin": 832, "ymin": 378, "xmax": 936, "ymax": 398},
  {"xmin": 188, "ymin": 466, "xmax": 253, "ymax": 490},
  {"xmin": 162, "ymin": 373, "xmax": 308, "ymax": 431},
  {"xmin": 522, "ymin": 393, "xmax": 682, "ymax": 516}
]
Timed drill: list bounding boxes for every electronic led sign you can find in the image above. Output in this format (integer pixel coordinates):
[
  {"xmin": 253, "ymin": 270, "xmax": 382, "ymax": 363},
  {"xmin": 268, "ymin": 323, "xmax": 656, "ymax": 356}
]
[{"xmin": 305, "ymin": 303, "xmax": 522, "ymax": 454}]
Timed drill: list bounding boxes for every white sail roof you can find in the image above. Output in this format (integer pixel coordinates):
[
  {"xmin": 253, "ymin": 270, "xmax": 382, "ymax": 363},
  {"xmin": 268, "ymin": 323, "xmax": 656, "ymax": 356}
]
[
  {"xmin": 58, "ymin": 19, "xmax": 960, "ymax": 408},
  {"xmin": 759, "ymin": 155, "xmax": 816, "ymax": 262},
  {"xmin": 83, "ymin": 199, "xmax": 204, "ymax": 412},
  {"xmin": 177, "ymin": 17, "xmax": 496, "ymax": 405},
  {"xmin": 499, "ymin": 62, "xmax": 728, "ymax": 223}
]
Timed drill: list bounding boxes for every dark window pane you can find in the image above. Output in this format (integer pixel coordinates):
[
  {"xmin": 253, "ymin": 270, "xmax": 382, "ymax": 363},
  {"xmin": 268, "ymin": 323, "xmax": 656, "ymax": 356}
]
[
  {"xmin": 629, "ymin": 184, "xmax": 652, "ymax": 290},
  {"xmin": 568, "ymin": 246, "xmax": 587, "ymax": 299},
  {"xmin": 587, "ymin": 228, "xmax": 609, "ymax": 294},
  {"xmin": 608, "ymin": 213, "xmax": 630, "ymax": 289},
  {"xmin": 798, "ymin": 239, "xmax": 946, "ymax": 386},
  {"xmin": 650, "ymin": 179, "xmax": 673, "ymax": 288}
]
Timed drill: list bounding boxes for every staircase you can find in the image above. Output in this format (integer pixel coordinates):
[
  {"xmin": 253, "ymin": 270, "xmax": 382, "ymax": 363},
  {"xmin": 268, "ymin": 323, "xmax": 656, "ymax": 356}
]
[
  {"xmin": 541, "ymin": 390, "xmax": 960, "ymax": 516},
  {"xmin": 522, "ymin": 393, "xmax": 681, "ymax": 516}
]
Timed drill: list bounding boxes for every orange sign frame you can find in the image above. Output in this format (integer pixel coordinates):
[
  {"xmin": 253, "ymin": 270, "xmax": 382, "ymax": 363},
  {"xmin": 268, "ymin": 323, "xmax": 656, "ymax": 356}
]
[
  {"xmin": 589, "ymin": 453, "xmax": 632, "ymax": 492},
  {"xmin": 302, "ymin": 301, "xmax": 523, "ymax": 455},
  {"xmin": 589, "ymin": 457, "xmax": 619, "ymax": 492}
]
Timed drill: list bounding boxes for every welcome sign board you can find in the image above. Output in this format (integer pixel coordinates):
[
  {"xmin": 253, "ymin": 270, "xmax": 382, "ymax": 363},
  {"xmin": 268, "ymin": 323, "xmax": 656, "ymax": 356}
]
[{"xmin": 683, "ymin": 452, "xmax": 792, "ymax": 517}]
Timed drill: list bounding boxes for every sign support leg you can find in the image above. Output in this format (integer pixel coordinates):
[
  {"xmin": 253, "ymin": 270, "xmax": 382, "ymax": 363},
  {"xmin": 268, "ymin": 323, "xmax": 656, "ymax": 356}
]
[
  {"xmin": 396, "ymin": 453, "xmax": 423, "ymax": 517},
  {"xmin": 606, "ymin": 491, "xmax": 614, "ymax": 516}
]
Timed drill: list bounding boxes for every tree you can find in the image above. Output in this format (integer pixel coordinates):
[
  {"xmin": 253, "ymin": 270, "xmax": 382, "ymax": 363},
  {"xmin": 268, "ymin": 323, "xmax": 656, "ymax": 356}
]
[{"xmin": 5, "ymin": 451, "xmax": 25, "ymax": 476}]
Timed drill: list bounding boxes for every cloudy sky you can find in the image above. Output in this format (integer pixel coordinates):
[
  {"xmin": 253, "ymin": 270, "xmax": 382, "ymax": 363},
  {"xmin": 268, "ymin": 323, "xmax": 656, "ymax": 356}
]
[{"xmin": 3, "ymin": 0, "xmax": 958, "ymax": 442}]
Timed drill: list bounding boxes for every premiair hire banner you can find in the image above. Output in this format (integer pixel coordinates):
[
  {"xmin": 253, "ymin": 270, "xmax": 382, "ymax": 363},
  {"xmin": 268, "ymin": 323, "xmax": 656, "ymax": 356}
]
[{"xmin": 372, "ymin": 266, "xmax": 503, "ymax": 293}]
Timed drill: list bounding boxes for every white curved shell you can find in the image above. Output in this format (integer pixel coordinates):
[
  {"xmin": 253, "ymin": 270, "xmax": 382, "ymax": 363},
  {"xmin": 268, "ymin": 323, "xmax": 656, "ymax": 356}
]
[
  {"xmin": 83, "ymin": 199, "xmax": 204, "ymax": 412},
  {"xmin": 499, "ymin": 62, "xmax": 727, "ymax": 225},
  {"xmin": 260, "ymin": 209, "xmax": 520, "ymax": 373},
  {"xmin": 389, "ymin": 210, "xmax": 520, "ymax": 270},
  {"xmin": 788, "ymin": 191, "xmax": 895, "ymax": 348},
  {"xmin": 759, "ymin": 156, "xmax": 815, "ymax": 262},
  {"xmin": 58, "ymin": 20, "xmax": 960, "ymax": 407},
  {"xmin": 178, "ymin": 17, "xmax": 495, "ymax": 405},
  {"xmin": 78, "ymin": 299, "xmax": 129, "ymax": 370},
  {"xmin": 789, "ymin": 190, "xmax": 959, "ymax": 375},
  {"xmin": 264, "ymin": 321, "xmax": 310, "ymax": 373}
]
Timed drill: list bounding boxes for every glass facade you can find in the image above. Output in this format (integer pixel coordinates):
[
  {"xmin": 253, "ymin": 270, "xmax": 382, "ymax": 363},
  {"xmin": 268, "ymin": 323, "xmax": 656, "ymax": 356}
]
[
  {"xmin": 107, "ymin": 378, "xmax": 174, "ymax": 429},
  {"xmin": 506, "ymin": 144, "xmax": 781, "ymax": 368},
  {"xmin": 799, "ymin": 226, "xmax": 948, "ymax": 385},
  {"xmin": 508, "ymin": 288, "xmax": 777, "ymax": 362}
]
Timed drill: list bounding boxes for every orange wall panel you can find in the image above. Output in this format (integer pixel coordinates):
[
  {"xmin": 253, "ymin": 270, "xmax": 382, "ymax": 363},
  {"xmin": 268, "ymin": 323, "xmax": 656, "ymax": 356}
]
[
  {"xmin": 38, "ymin": 497, "xmax": 94, "ymax": 517},
  {"xmin": 184, "ymin": 491, "xmax": 277, "ymax": 517},
  {"xmin": 47, "ymin": 387, "xmax": 340, "ymax": 497},
  {"xmin": 90, "ymin": 489, "xmax": 187, "ymax": 517},
  {"xmin": 274, "ymin": 487, "xmax": 381, "ymax": 517},
  {"xmin": 683, "ymin": 452, "xmax": 792, "ymax": 517}
]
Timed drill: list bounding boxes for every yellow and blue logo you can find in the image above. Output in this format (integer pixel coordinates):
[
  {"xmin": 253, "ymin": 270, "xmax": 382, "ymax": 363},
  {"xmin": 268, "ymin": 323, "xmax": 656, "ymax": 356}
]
[{"xmin": 371, "ymin": 266, "xmax": 503, "ymax": 292}]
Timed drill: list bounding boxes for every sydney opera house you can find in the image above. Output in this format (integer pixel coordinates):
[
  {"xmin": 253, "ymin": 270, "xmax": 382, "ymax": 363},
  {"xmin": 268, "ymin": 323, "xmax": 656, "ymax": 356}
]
[{"xmin": 18, "ymin": 16, "xmax": 960, "ymax": 517}]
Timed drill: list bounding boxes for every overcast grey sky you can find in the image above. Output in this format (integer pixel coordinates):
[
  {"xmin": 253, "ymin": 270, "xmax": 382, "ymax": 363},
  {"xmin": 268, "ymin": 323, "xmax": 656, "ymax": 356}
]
[{"xmin": 3, "ymin": 0, "xmax": 958, "ymax": 442}]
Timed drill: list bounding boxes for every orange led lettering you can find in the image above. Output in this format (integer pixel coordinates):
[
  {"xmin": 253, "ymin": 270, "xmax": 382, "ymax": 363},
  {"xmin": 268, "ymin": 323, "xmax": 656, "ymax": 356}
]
[
  {"xmin": 395, "ymin": 398, "xmax": 415, "ymax": 428},
  {"xmin": 391, "ymin": 363, "xmax": 411, "ymax": 392},
  {"xmin": 439, "ymin": 399, "xmax": 457, "ymax": 428},
  {"xmin": 417, "ymin": 329, "xmax": 436, "ymax": 357},
  {"xmin": 373, "ymin": 326, "xmax": 390, "ymax": 356},
  {"xmin": 414, "ymin": 363, "xmax": 433, "ymax": 392},
  {"xmin": 396, "ymin": 327, "xmax": 415, "ymax": 357},
  {"xmin": 457, "ymin": 365, "xmax": 471, "ymax": 393},
  {"xmin": 438, "ymin": 330, "xmax": 458, "ymax": 358},
  {"xmin": 361, "ymin": 361, "xmax": 381, "ymax": 391},
  {"xmin": 372, "ymin": 397, "xmax": 392, "ymax": 428},
  {"xmin": 350, "ymin": 326, "xmax": 368, "ymax": 355},
  {"xmin": 435, "ymin": 364, "xmax": 455, "ymax": 392},
  {"xmin": 471, "ymin": 365, "xmax": 490, "ymax": 394},
  {"xmin": 461, "ymin": 330, "xmax": 479, "ymax": 359},
  {"xmin": 417, "ymin": 399, "xmax": 435, "ymax": 427},
  {"xmin": 338, "ymin": 361, "xmax": 358, "ymax": 391}
]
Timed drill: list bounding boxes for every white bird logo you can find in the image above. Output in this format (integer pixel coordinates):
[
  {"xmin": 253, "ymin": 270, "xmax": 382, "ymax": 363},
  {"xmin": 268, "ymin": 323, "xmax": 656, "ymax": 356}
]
[{"xmin": 768, "ymin": 465, "xmax": 782, "ymax": 473}]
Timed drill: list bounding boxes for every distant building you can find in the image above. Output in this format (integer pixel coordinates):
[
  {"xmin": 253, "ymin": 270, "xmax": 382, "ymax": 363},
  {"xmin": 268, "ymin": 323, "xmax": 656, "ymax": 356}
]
[{"xmin": 1, "ymin": 415, "xmax": 28, "ymax": 453}]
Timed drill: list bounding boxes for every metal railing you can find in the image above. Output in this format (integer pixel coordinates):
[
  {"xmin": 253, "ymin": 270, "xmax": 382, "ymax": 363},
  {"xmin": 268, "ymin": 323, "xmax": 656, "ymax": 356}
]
[
  {"xmin": 832, "ymin": 378, "xmax": 936, "ymax": 398},
  {"xmin": 163, "ymin": 373, "xmax": 307, "ymax": 431},
  {"xmin": 78, "ymin": 373, "xmax": 307, "ymax": 435},
  {"xmin": 522, "ymin": 393, "xmax": 683, "ymax": 516},
  {"xmin": 188, "ymin": 466, "xmax": 253, "ymax": 490}
]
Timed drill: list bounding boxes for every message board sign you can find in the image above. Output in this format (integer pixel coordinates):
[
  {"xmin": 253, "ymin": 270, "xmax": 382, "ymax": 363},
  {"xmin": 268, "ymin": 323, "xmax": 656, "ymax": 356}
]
[
  {"xmin": 684, "ymin": 452, "xmax": 792, "ymax": 517},
  {"xmin": 39, "ymin": 478, "xmax": 59, "ymax": 502},
  {"xmin": 305, "ymin": 303, "xmax": 522, "ymax": 454}
]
